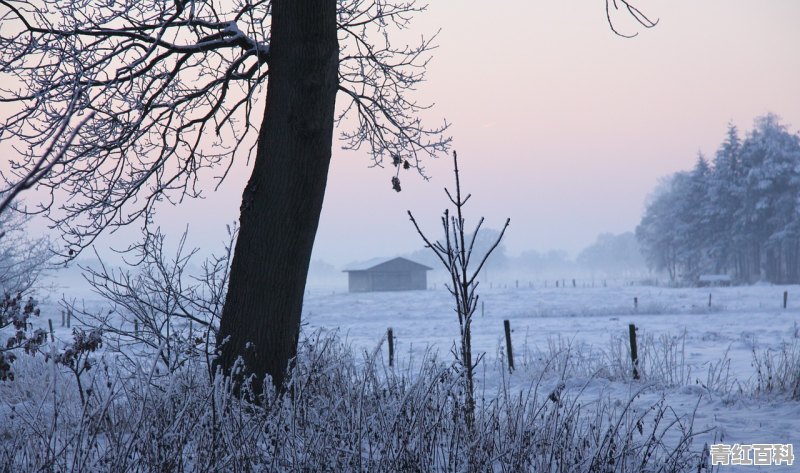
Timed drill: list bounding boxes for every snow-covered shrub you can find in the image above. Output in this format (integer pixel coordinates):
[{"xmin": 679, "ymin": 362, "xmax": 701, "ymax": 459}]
[
  {"xmin": 0, "ymin": 330, "xmax": 711, "ymax": 472},
  {"xmin": 69, "ymin": 226, "xmax": 234, "ymax": 380},
  {"xmin": 46, "ymin": 328, "xmax": 104, "ymax": 405},
  {"xmin": 751, "ymin": 340, "xmax": 800, "ymax": 400},
  {"xmin": 0, "ymin": 293, "xmax": 46, "ymax": 381}
]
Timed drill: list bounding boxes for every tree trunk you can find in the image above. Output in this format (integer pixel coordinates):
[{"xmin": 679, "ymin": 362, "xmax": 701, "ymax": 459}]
[{"xmin": 215, "ymin": 0, "xmax": 338, "ymax": 394}]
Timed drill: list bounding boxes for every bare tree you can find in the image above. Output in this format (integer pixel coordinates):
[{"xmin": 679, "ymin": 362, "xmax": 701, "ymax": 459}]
[
  {"xmin": 0, "ymin": 0, "xmax": 448, "ymax": 393},
  {"xmin": 0, "ymin": 0, "xmax": 656, "ymax": 392},
  {"xmin": 409, "ymin": 151, "xmax": 509, "ymax": 429},
  {"xmin": 0, "ymin": 208, "xmax": 52, "ymax": 294}
]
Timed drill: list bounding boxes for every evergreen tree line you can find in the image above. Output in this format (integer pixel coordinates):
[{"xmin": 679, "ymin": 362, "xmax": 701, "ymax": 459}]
[{"xmin": 637, "ymin": 114, "xmax": 800, "ymax": 285}]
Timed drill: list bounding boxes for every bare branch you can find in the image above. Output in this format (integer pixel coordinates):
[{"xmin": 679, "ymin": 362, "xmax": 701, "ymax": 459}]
[
  {"xmin": 0, "ymin": 0, "xmax": 273, "ymax": 256},
  {"xmin": 0, "ymin": 0, "xmax": 450, "ymax": 257},
  {"xmin": 606, "ymin": 0, "xmax": 658, "ymax": 38}
]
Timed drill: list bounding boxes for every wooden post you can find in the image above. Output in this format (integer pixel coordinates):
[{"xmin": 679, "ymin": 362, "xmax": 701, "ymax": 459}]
[
  {"xmin": 503, "ymin": 320, "xmax": 514, "ymax": 372},
  {"xmin": 61, "ymin": 310, "xmax": 65, "ymax": 327},
  {"xmin": 556, "ymin": 280, "xmax": 559, "ymax": 288},
  {"xmin": 387, "ymin": 327, "xmax": 394, "ymax": 367},
  {"xmin": 572, "ymin": 279, "xmax": 576, "ymax": 288},
  {"xmin": 628, "ymin": 324, "xmax": 640, "ymax": 380},
  {"xmin": 48, "ymin": 319, "xmax": 54, "ymax": 342},
  {"xmin": 784, "ymin": 291, "xmax": 788, "ymax": 309},
  {"xmin": 67, "ymin": 310, "xmax": 71, "ymax": 328},
  {"xmin": 634, "ymin": 297, "xmax": 638, "ymax": 310},
  {"xmin": 708, "ymin": 293, "xmax": 712, "ymax": 308}
]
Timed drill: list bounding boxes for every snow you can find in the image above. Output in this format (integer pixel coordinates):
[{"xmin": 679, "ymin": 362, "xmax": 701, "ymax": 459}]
[
  {"xmin": 300, "ymin": 283, "xmax": 800, "ymax": 471},
  {"xmin": 9, "ymin": 279, "xmax": 800, "ymax": 471},
  {"xmin": 223, "ymin": 20, "xmax": 270, "ymax": 56}
]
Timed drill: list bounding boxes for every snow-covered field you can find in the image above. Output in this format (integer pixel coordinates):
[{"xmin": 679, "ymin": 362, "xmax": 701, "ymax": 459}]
[
  {"xmin": 303, "ymin": 283, "xmax": 799, "ymax": 375},
  {"xmin": 15, "ymin": 280, "xmax": 800, "ymax": 471},
  {"xmin": 300, "ymin": 283, "xmax": 800, "ymax": 472}
]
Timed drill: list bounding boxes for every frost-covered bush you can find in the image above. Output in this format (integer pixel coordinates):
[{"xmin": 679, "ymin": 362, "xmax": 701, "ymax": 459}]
[
  {"xmin": 69, "ymin": 226, "xmax": 233, "ymax": 380},
  {"xmin": 47, "ymin": 328, "xmax": 104, "ymax": 405},
  {"xmin": 0, "ymin": 293, "xmax": 46, "ymax": 381},
  {"xmin": 0, "ymin": 330, "xmax": 711, "ymax": 472},
  {"xmin": 751, "ymin": 340, "xmax": 800, "ymax": 400}
]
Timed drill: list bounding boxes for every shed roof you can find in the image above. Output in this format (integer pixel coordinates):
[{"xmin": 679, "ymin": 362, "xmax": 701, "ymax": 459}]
[{"xmin": 343, "ymin": 256, "xmax": 433, "ymax": 272}]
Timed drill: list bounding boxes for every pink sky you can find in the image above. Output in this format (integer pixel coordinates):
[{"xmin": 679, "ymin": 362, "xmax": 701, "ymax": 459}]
[
  {"xmin": 309, "ymin": 0, "xmax": 800, "ymax": 265},
  {"xmin": 6, "ymin": 0, "xmax": 800, "ymax": 267}
]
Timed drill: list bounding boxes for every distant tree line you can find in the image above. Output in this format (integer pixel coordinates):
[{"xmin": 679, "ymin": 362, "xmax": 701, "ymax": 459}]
[
  {"xmin": 637, "ymin": 114, "xmax": 800, "ymax": 285},
  {"xmin": 577, "ymin": 232, "xmax": 645, "ymax": 276},
  {"xmin": 401, "ymin": 230, "xmax": 647, "ymax": 280}
]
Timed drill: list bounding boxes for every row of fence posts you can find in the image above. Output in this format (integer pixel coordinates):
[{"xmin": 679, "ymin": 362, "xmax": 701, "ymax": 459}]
[
  {"xmin": 386, "ymin": 310, "xmax": 787, "ymax": 380},
  {"xmin": 386, "ymin": 321, "xmax": 626, "ymax": 376},
  {"xmin": 482, "ymin": 280, "xmax": 610, "ymax": 289},
  {"xmin": 43, "ymin": 311, "xmax": 166, "ymax": 342},
  {"xmin": 41, "ymin": 309, "xmax": 74, "ymax": 343},
  {"xmin": 436, "ymin": 281, "xmax": 800, "ymax": 294},
  {"xmin": 632, "ymin": 291, "xmax": 790, "ymax": 310},
  {"xmin": 434, "ymin": 280, "xmax": 743, "ymax": 290},
  {"xmin": 386, "ymin": 321, "xmax": 516, "ymax": 372}
]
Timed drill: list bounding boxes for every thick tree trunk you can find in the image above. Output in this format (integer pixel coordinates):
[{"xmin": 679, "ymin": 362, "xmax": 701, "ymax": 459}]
[{"xmin": 215, "ymin": 0, "xmax": 338, "ymax": 394}]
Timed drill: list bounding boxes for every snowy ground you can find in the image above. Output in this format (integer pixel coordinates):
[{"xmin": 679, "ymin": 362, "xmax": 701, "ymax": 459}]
[
  {"xmin": 300, "ymin": 283, "xmax": 800, "ymax": 472},
  {"xmin": 25, "ymin": 279, "xmax": 800, "ymax": 471}
]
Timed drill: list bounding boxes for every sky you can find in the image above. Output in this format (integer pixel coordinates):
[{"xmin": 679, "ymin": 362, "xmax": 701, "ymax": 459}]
[
  {"xmin": 307, "ymin": 0, "xmax": 800, "ymax": 266},
  {"xmin": 6, "ymin": 0, "xmax": 800, "ymax": 268}
]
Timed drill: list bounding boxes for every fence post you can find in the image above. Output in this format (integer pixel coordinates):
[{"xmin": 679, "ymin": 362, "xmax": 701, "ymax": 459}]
[
  {"xmin": 708, "ymin": 293, "xmax": 712, "ymax": 308},
  {"xmin": 572, "ymin": 279, "xmax": 576, "ymax": 288},
  {"xmin": 67, "ymin": 310, "xmax": 71, "ymax": 328},
  {"xmin": 784, "ymin": 291, "xmax": 788, "ymax": 309},
  {"xmin": 503, "ymin": 320, "xmax": 514, "ymax": 372},
  {"xmin": 48, "ymin": 319, "xmax": 54, "ymax": 342},
  {"xmin": 61, "ymin": 310, "xmax": 65, "ymax": 327},
  {"xmin": 628, "ymin": 323, "xmax": 640, "ymax": 380},
  {"xmin": 634, "ymin": 297, "xmax": 638, "ymax": 310},
  {"xmin": 387, "ymin": 327, "xmax": 394, "ymax": 367}
]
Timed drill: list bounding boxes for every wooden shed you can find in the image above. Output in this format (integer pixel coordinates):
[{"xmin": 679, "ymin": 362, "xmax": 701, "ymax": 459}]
[{"xmin": 343, "ymin": 257, "xmax": 432, "ymax": 292}]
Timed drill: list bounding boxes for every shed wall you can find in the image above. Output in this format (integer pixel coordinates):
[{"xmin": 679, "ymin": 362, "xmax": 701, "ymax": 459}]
[{"xmin": 347, "ymin": 270, "xmax": 427, "ymax": 292}]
